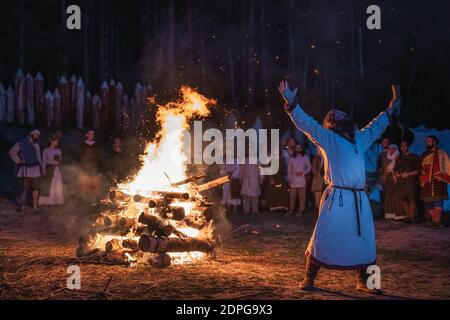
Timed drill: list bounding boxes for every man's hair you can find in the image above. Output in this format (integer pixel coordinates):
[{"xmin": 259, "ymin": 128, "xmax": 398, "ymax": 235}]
[
  {"xmin": 335, "ymin": 119, "xmax": 357, "ymax": 142},
  {"xmin": 427, "ymin": 135, "xmax": 440, "ymax": 144},
  {"xmin": 400, "ymin": 140, "xmax": 409, "ymax": 146},
  {"xmin": 323, "ymin": 109, "xmax": 357, "ymax": 143}
]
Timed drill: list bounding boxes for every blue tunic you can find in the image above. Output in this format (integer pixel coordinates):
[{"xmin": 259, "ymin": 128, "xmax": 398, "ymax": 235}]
[{"xmin": 288, "ymin": 105, "xmax": 389, "ymax": 269}]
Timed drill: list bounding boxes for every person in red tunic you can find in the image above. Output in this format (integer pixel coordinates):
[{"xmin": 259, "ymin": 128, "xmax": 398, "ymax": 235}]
[{"xmin": 419, "ymin": 135, "xmax": 450, "ymax": 227}]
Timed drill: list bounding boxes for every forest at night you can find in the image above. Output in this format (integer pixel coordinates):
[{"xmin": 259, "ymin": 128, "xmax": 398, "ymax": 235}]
[{"xmin": 1, "ymin": 0, "xmax": 449, "ymax": 130}]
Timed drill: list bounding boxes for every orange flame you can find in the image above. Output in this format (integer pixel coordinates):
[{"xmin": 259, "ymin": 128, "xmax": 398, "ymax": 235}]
[{"xmin": 119, "ymin": 86, "xmax": 216, "ymax": 195}]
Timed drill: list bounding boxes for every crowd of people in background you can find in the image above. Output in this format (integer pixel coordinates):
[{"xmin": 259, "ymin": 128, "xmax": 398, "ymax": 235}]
[
  {"xmin": 8, "ymin": 128, "xmax": 450, "ymax": 228},
  {"xmin": 377, "ymin": 136, "xmax": 450, "ymax": 227},
  {"xmin": 221, "ymin": 137, "xmax": 325, "ymax": 218},
  {"xmin": 221, "ymin": 134, "xmax": 449, "ymax": 228},
  {"xmin": 8, "ymin": 128, "xmax": 130, "ymax": 213}
]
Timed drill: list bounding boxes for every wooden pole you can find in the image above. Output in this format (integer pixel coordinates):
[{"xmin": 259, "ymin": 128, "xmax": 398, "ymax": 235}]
[
  {"xmin": 14, "ymin": 69, "xmax": 25, "ymax": 125},
  {"xmin": 58, "ymin": 76, "xmax": 70, "ymax": 127},
  {"xmin": 84, "ymin": 91, "xmax": 92, "ymax": 129},
  {"xmin": 34, "ymin": 72, "xmax": 45, "ymax": 126},
  {"xmin": 121, "ymin": 94, "xmax": 129, "ymax": 134},
  {"xmin": 100, "ymin": 81, "xmax": 110, "ymax": 131},
  {"xmin": 6, "ymin": 86, "xmax": 14, "ymax": 124},
  {"xmin": 134, "ymin": 83, "xmax": 143, "ymax": 132},
  {"xmin": 0, "ymin": 83, "xmax": 5, "ymax": 124},
  {"xmin": 25, "ymin": 73, "xmax": 34, "ymax": 125},
  {"xmin": 44, "ymin": 91, "xmax": 54, "ymax": 128},
  {"xmin": 108, "ymin": 79, "xmax": 117, "ymax": 132},
  {"xmin": 70, "ymin": 75, "xmax": 77, "ymax": 126},
  {"xmin": 76, "ymin": 79, "xmax": 85, "ymax": 129},
  {"xmin": 91, "ymin": 94, "xmax": 102, "ymax": 130},
  {"xmin": 115, "ymin": 82, "xmax": 124, "ymax": 133},
  {"xmin": 129, "ymin": 98, "xmax": 136, "ymax": 133},
  {"xmin": 53, "ymin": 89, "xmax": 62, "ymax": 128}
]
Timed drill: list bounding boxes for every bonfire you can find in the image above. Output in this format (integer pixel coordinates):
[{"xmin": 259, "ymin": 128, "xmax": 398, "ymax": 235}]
[{"xmin": 76, "ymin": 86, "xmax": 228, "ymax": 267}]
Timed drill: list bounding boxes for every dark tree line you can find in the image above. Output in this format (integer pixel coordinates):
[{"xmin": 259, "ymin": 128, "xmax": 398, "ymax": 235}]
[{"xmin": 1, "ymin": 0, "xmax": 449, "ymax": 130}]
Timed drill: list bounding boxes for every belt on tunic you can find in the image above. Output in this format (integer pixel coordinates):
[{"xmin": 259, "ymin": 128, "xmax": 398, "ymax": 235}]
[{"xmin": 329, "ymin": 185, "xmax": 364, "ymax": 237}]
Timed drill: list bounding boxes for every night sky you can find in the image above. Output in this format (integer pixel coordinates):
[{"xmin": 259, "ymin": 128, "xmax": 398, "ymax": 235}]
[{"xmin": 0, "ymin": 0, "xmax": 449, "ymax": 130}]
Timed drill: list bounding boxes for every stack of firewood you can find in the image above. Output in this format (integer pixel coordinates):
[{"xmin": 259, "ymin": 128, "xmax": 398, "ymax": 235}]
[{"xmin": 75, "ymin": 175, "xmax": 228, "ymax": 268}]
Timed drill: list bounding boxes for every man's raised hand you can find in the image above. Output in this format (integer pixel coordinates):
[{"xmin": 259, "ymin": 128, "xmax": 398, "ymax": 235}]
[{"xmin": 278, "ymin": 80, "xmax": 298, "ymax": 107}]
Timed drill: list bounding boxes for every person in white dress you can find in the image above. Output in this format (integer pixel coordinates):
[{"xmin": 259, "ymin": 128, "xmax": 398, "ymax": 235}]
[
  {"xmin": 240, "ymin": 158, "xmax": 261, "ymax": 215},
  {"xmin": 221, "ymin": 159, "xmax": 241, "ymax": 213},
  {"xmin": 279, "ymin": 80, "xmax": 398, "ymax": 294},
  {"xmin": 287, "ymin": 144, "xmax": 311, "ymax": 216},
  {"xmin": 39, "ymin": 134, "xmax": 64, "ymax": 206}
]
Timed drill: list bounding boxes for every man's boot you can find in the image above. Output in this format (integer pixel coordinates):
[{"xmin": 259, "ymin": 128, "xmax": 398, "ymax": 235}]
[
  {"xmin": 299, "ymin": 257, "xmax": 320, "ymax": 291},
  {"xmin": 355, "ymin": 269, "xmax": 383, "ymax": 295}
]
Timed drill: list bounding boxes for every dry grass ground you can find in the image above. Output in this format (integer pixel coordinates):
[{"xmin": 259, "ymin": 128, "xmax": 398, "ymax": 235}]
[{"xmin": 1, "ymin": 199, "xmax": 449, "ymax": 300}]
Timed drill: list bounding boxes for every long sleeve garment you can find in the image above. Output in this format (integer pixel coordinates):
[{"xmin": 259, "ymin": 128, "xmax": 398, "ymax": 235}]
[{"xmin": 288, "ymin": 104, "xmax": 389, "ymax": 269}]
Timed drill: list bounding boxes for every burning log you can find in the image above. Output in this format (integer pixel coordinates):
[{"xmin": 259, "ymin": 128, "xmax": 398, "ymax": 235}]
[
  {"xmin": 138, "ymin": 234, "xmax": 214, "ymax": 253},
  {"xmin": 109, "ymin": 189, "xmax": 133, "ymax": 203},
  {"xmin": 105, "ymin": 238, "xmax": 139, "ymax": 253},
  {"xmin": 76, "ymin": 233, "xmax": 101, "ymax": 257},
  {"xmin": 138, "ymin": 212, "xmax": 186, "ymax": 238},
  {"xmin": 172, "ymin": 174, "xmax": 206, "ymax": 187},
  {"xmin": 157, "ymin": 206, "xmax": 186, "ymax": 221},
  {"xmin": 196, "ymin": 176, "xmax": 230, "ymax": 192},
  {"xmin": 185, "ymin": 216, "xmax": 208, "ymax": 230},
  {"xmin": 122, "ymin": 239, "xmax": 139, "ymax": 251},
  {"xmin": 132, "ymin": 224, "xmax": 148, "ymax": 236},
  {"xmin": 134, "ymin": 192, "xmax": 189, "ymax": 205},
  {"xmin": 197, "ymin": 207, "xmax": 214, "ymax": 221},
  {"xmin": 91, "ymin": 213, "xmax": 136, "ymax": 235},
  {"xmin": 148, "ymin": 253, "xmax": 172, "ymax": 268},
  {"xmin": 156, "ymin": 191, "xmax": 190, "ymax": 200},
  {"xmin": 103, "ymin": 215, "xmax": 135, "ymax": 229},
  {"xmin": 105, "ymin": 249, "xmax": 135, "ymax": 264},
  {"xmin": 89, "ymin": 201, "xmax": 122, "ymax": 215},
  {"xmin": 181, "ymin": 207, "xmax": 213, "ymax": 230},
  {"xmin": 105, "ymin": 238, "xmax": 122, "ymax": 253},
  {"xmin": 148, "ymin": 198, "xmax": 170, "ymax": 208}
]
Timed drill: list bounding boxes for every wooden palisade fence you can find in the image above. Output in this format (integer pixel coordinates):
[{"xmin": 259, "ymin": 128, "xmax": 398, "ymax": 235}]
[{"xmin": 0, "ymin": 69, "xmax": 153, "ymax": 134}]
